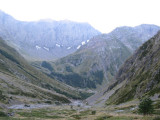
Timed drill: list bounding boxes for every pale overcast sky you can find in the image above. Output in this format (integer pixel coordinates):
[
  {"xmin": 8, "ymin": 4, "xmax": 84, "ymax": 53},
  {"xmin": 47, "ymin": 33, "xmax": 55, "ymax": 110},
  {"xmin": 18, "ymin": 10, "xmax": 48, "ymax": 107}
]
[{"xmin": 0, "ymin": 0, "xmax": 160, "ymax": 33}]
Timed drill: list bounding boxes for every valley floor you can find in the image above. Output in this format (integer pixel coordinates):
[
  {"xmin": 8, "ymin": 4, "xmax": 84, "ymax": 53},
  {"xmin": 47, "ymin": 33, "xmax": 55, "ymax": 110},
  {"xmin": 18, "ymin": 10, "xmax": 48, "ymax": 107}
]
[{"xmin": 1, "ymin": 102, "xmax": 160, "ymax": 120}]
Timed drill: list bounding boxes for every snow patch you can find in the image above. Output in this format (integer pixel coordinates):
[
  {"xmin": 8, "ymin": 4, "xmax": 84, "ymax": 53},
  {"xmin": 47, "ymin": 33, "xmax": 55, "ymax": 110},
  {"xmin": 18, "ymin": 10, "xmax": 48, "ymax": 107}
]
[
  {"xmin": 67, "ymin": 47, "xmax": 71, "ymax": 50},
  {"xmin": 36, "ymin": 45, "xmax": 41, "ymax": 50},
  {"xmin": 56, "ymin": 44, "xmax": 60, "ymax": 47},
  {"xmin": 77, "ymin": 45, "xmax": 81, "ymax": 49},
  {"xmin": 81, "ymin": 41, "xmax": 85, "ymax": 45},
  {"xmin": 43, "ymin": 47, "xmax": 49, "ymax": 51},
  {"xmin": 87, "ymin": 40, "xmax": 90, "ymax": 43}
]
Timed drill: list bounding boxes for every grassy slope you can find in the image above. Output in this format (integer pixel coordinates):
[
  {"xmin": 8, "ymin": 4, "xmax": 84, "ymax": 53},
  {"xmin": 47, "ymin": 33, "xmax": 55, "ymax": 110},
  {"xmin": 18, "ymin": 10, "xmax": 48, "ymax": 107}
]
[
  {"xmin": 106, "ymin": 31, "xmax": 160, "ymax": 105},
  {"xmin": 0, "ymin": 104, "xmax": 159, "ymax": 120},
  {"xmin": 0, "ymin": 38, "xmax": 85, "ymax": 105}
]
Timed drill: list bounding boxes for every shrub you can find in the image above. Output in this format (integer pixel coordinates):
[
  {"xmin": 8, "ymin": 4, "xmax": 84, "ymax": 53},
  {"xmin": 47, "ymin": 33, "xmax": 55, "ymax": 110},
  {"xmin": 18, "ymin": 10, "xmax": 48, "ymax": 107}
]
[
  {"xmin": 41, "ymin": 61, "xmax": 53, "ymax": 71},
  {"xmin": 0, "ymin": 90, "xmax": 6, "ymax": 101},
  {"xmin": 77, "ymin": 104, "xmax": 81, "ymax": 107},
  {"xmin": 0, "ymin": 49, "xmax": 19, "ymax": 64},
  {"xmin": 71, "ymin": 114, "xmax": 81, "ymax": 119},
  {"xmin": 70, "ymin": 105, "xmax": 73, "ymax": 109},
  {"xmin": 0, "ymin": 111, "xmax": 7, "ymax": 117},
  {"xmin": 95, "ymin": 115, "xmax": 112, "ymax": 120},
  {"xmin": 138, "ymin": 97, "xmax": 154, "ymax": 115},
  {"xmin": 91, "ymin": 110, "xmax": 96, "ymax": 115},
  {"xmin": 44, "ymin": 100, "xmax": 52, "ymax": 104}
]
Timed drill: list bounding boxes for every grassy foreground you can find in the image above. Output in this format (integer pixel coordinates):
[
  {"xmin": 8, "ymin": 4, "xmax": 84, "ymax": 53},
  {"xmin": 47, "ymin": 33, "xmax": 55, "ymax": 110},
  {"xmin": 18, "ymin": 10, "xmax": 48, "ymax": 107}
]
[{"xmin": 0, "ymin": 105, "xmax": 159, "ymax": 120}]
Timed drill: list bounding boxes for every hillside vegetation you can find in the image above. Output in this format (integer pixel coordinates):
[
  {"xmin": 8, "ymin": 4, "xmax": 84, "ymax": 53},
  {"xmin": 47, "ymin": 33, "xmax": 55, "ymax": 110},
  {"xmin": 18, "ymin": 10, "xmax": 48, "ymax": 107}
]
[
  {"xmin": 0, "ymin": 38, "xmax": 90, "ymax": 106},
  {"xmin": 106, "ymin": 31, "xmax": 160, "ymax": 105}
]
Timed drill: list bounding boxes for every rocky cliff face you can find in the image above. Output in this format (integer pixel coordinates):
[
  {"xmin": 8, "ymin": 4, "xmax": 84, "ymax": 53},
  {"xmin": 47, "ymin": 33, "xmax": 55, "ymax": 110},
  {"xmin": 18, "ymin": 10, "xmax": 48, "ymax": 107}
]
[
  {"xmin": 0, "ymin": 10, "xmax": 100, "ymax": 60},
  {"xmin": 106, "ymin": 31, "xmax": 160, "ymax": 104}
]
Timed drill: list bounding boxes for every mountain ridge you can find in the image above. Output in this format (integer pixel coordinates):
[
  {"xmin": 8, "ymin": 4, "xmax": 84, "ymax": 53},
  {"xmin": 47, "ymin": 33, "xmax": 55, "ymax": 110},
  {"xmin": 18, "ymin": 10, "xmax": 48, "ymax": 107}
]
[
  {"xmin": 106, "ymin": 30, "xmax": 160, "ymax": 105},
  {"xmin": 0, "ymin": 10, "xmax": 100, "ymax": 60}
]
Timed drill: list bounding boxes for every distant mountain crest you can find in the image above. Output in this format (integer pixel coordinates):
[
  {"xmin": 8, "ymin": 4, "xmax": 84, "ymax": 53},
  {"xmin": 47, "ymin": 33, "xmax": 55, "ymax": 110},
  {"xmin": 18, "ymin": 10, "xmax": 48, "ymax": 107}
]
[
  {"xmin": 0, "ymin": 10, "xmax": 100, "ymax": 60},
  {"xmin": 110, "ymin": 24, "xmax": 160, "ymax": 51}
]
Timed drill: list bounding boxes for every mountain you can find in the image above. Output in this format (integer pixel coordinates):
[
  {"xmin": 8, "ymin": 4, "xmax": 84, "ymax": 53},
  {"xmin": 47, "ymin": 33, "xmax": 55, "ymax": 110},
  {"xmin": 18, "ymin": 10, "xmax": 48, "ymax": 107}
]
[
  {"xmin": 106, "ymin": 31, "xmax": 160, "ymax": 105},
  {"xmin": 35, "ymin": 25, "xmax": 160, "ymax": 89},
  {"xmin": 44, "ymin": 34, "xmax": 131, "ymax": 89},
  {"xmin": 0, "ymin": 10, "xmax": 100, "ymax": 60},
  {"xmin": 110, "ymin": 24, "xmax": 160, "ymax": 52},
  {"xmin": 0, "ymin": 37, "xmax": 91, "ymax": 106}
]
